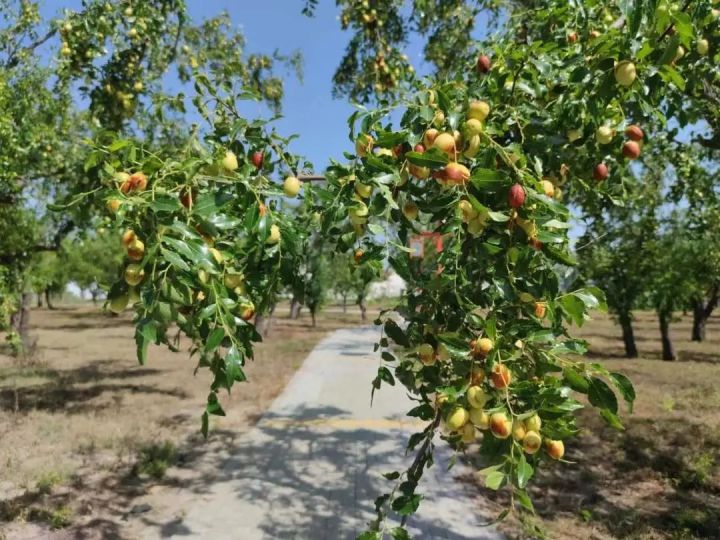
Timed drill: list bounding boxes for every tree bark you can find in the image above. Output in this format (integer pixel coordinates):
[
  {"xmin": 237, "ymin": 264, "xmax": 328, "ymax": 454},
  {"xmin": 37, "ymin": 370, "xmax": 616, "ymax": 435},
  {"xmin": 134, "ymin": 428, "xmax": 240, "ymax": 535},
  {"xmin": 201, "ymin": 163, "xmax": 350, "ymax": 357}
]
[
  {"xmin": 618, "ymin": 311, "xmax": 638, "ymax": 358},
  {"xmin": 45, "ymin": 289, "xmax": 55, "ymax": 310},
  {"xmin": 255, "ymin": 303, "xmax": 276, "ymax": 337},
  {"xmin": 289, "ymin": 297, "xmax": 302, "ymax": 319},
  {"xmin": 309, "ymin": 306, "xmax": 317, "ymax": 327},
  {"xmin": 10, "ymin": 293, "xmax": 33, "ymax": 355},
  {"xmin": 691, "ymin": 287, "xmax": 718, "ymax": 342},
  {"xmin": 358, "ymin": 294, "xmax": 367, "ymax": 322},
  {"xmin": 659, "ymin": 310, "xmax": 676, "ymax": 361},
  {"xmin": 36, "ymin": 293, "xmax": 42, "ymax": 308},
  {"xmin": 342, "ymin": 293, "xmax": 347, "ymax": 313}
]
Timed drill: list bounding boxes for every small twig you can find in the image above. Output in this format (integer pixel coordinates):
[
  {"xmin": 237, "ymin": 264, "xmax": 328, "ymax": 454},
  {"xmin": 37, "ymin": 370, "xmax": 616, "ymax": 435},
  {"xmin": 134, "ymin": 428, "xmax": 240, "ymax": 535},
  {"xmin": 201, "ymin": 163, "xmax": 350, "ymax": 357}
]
[
  {"xmin": 298, "ymin": 174, "xmax": 326, "ymax": 182},
  {"xmin": 5, "ymin": 28, "xmax": 57, "ymax": 69},
  {"xmin": 658, "ymin": 0, "xmax": 693, "ymax": 42},
  {"xmin": 399, "ymin": 409, "xmax": 441, "ymax": 526}
]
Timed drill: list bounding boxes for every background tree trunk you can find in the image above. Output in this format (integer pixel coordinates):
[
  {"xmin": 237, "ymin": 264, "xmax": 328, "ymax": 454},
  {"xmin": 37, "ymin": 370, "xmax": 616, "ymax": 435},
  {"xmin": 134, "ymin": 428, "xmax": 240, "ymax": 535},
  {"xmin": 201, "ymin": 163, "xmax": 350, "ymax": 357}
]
[
  {"xmin": 358, "ymin": 294, "xmax": 367, "ymax": 322},
  {"xmin": 659, "ymin": 310, "xmax": 676, "ymax": 361},
  {"xmin": 691, "ymin": 287, "xmax": 718, "ymax": 342},
  {"xmin": 255, "ymin": 303, "xmax": 276, "ymax": 337},
  {"xmin": 342, "ymin": 293, "xmax": 347, "ymax": 313},
  {"xmin": 36, "ymin": 293, "xmax": 42, "ymax": 308},
  {"xmin": 618, "ymin": 311, "xmax": 638, "ymax": 358},
  {"xmin": 289, "ymin": 296, "xmax": 302, "ymax": 319},
  {"xmin": 10, "ymin": 293, "xmax": 34, "ymax": 355},
  {"xmin": 44, "ymin": 288, "xmax": 55, "ymax": 310}
]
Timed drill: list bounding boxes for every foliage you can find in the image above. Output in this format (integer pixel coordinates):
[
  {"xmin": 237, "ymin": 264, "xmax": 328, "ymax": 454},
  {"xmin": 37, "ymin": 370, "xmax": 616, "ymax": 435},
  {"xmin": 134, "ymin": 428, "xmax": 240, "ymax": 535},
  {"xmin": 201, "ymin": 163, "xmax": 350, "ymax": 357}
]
[
  {"xmin": 0, "ymin": 0, "xmax": 302, "ymax": 349},
  {"xmin": 4, "ymin": 0, "xmax": 720, "ymax": 538}
]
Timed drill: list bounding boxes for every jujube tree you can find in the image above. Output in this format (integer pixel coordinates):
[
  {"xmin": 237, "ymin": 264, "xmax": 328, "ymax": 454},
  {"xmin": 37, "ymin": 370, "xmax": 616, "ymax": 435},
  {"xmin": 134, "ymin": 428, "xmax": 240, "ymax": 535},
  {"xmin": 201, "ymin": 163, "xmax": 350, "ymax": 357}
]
[{"xmin": 6, "ymin": 1, "xmax": 720, "ymax": 538}]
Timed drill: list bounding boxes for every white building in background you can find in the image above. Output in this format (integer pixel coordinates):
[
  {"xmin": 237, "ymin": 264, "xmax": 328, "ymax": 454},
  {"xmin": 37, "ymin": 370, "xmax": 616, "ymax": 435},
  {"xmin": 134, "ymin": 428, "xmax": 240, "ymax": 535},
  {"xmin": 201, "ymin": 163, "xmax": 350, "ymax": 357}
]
[{"xmin": 367, "ymin": 270, "xmax": 406, "ymax": 300}]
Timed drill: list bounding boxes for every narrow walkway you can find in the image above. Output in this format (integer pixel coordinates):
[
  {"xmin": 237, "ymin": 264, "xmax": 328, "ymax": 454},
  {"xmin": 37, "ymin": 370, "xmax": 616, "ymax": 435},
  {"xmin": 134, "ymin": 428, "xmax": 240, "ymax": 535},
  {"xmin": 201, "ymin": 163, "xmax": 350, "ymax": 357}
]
[{"xmin": 129, "ymin": 327, "xmax": 503, "ymax": 539}]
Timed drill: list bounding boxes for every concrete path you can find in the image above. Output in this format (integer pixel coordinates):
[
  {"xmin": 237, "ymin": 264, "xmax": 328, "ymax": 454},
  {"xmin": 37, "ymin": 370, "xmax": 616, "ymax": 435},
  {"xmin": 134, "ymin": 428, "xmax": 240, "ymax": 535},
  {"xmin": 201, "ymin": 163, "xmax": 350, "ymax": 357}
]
[{"xmin": 127, "ymin": 327, "xmax": 503, "ymax": 540}]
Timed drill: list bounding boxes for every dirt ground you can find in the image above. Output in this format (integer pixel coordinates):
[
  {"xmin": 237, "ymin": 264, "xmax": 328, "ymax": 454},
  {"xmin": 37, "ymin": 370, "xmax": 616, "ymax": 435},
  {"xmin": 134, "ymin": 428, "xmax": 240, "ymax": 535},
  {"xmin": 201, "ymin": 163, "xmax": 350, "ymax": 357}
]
[
  {"xmin": 2, "ymin": 306, "xmax": 719, "ymax": 539},
  {"xmin": 0, "ymin": 304, "xmax": 371, "ymax": 539},
  {"xmin": 479, "ymin": 311, "xmax": 720, "ymax": 540}
]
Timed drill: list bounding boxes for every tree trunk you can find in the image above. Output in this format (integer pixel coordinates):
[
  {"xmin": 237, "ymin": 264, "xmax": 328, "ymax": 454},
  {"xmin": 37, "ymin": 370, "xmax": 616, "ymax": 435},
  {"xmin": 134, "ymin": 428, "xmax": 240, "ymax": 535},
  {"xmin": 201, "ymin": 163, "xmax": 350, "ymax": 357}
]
[
  {"xmin": 289, "ymin": 297, "xmax": 302, "ymax": 319},
  {"xmin": 10, "ymin": 293, "xmax": 34, "ymax": 355},
  {"xmin": 255, "ymin": 303, "xmax": 276, "ymax": 337},
  {"xmin": 692, "ymin": 299, "xmax": 707, "ymax": 342},
  {"xmin": 342, "ymin": 293, "xmax": 347, "ymax": 313},
  {"xmin": 358, "ymin": 295, "xmax": 367, "ymax": 322},
  {"xmin": 309, "ymin": 306, "xmax": 317, "ymax": 327},
  {"xmin": 659, "ymin": 310, "xmax": 676, "ymax": 361},
  {"xmin": 90, "ymin": 289, "xmax": 99, "ymax": 305},
  {"xmin": 618, "ymin": 311, "xmax": 638, "ymax": 358},
  {"xmin": 691, "ymin": 287, "xmax": 718, "ymax": 342},
  {"xmin": 45, "ymin": 289, "xmax": 55, "ymax": 310},
  {"xmin": 36, "ymin": 293, "xmax": 42, "ymax": 308}
]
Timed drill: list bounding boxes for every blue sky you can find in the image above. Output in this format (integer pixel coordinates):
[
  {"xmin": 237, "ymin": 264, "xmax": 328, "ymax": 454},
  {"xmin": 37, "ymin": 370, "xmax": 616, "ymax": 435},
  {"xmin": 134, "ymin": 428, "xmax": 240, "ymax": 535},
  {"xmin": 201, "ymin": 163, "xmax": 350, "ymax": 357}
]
[{"xmin": 39, "ymin": 1, "xmax": 490, "ymax": 171}]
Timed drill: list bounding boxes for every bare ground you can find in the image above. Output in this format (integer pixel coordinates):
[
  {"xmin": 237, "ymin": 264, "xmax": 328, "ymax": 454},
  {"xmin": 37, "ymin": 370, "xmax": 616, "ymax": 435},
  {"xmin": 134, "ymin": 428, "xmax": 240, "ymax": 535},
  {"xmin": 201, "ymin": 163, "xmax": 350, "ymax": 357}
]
[
  {"xmin": 0, "ymin": 304, "xmax": 369, "ymax": 539},
  {"xmin": 2, "ymin": 307, "xmax": 720, "ymax": 539}
]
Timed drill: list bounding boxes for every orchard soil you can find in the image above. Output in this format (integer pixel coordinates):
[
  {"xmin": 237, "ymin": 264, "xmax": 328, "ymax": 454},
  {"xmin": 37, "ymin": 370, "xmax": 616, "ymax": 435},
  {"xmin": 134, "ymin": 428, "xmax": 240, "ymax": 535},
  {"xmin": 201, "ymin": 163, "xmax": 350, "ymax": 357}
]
[
  {"xmin": 1, "ymin": 307, "xmax": 719, "ymax": 539},
  {"xmin": 478, "ymin": 311, "xmax": 720, "ymax": 540},
  {"xmin": 0, "ymin": 303, "xmax": 370, "ymax": 539}
]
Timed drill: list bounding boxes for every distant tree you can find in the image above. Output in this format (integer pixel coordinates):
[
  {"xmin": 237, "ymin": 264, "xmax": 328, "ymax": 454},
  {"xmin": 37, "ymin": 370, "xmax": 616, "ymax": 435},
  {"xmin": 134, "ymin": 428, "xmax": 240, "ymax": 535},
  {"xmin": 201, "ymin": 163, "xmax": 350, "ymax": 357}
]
[
  {"xmin": 578, "ymin": 195, "xmax": 659, "ymax": 358},
  {"xmin": 28, "ymin": 251, "xmax": 68, "ymax": 308},
  {"xmin": 330, "ymin": 252, "xmax": 357, "ymax": 312},
  {"xmin": 644, "ymin": 220, "xmax": 695, "ymax": 360},
  {"xmin": 64, "ymin": 231, "xmax": 125, "ymax": 305}
]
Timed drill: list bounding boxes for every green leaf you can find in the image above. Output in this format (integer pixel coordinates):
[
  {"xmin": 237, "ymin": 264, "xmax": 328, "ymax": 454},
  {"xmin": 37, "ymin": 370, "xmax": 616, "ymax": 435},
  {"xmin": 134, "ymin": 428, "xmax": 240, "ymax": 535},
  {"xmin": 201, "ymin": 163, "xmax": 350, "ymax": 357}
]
[
  {"xmin": 375, "ymin": 130, "xmax": 408, "ymax": 147},
  {"xmin": 470, "ymin": 168, "xmax": 509, "ymax": 191},
  {"xmin": 135, "ymin": 319, "xmax": 157, "ymax": 366},
  {"xmin": 384, "ymin": 319, "xmax": 409, "ymax": 347},
  {"xmin": 152, "ymin": 195, "xmax": 181, "ymax": 212},
  {"xmin": 658, "ymin": 34, "xmax": 680, "ymax": 66},
  {"xmin": 545, "ymin": 245, "xmax": 577, "ymax": 266},
  {"xmin": 516, "ymin": 489, "xmax": 535, "ymax": 513},
  {"xmin": 600, "ymin": 408, "xmax": 625, "ymax": 430},
  {"xmin": 205, "ymin": 328, "xmax": 225, "ymax": 352},
  {"xmin": 563, "ymin": 367, "xmax": 590, "ymax": 393},
  {"xmin": 405, "ymin": 149, "xmax": 448, "ymax": 168},
  {"xmin": 610, "ymin": 372, "xmax": 635, "ymax": 412},
  {"xmin": 356, "ymin": 532, "xmax": 381, "ymax": 540},
  {"xmin": 378, "ymin": 366, "xmax": 395, "ymax": 386},
  {"xmin": 206, "ymin": 392, "xmax": 226, "ymax": 416},
  {"xmin": 485, "ymin": 471, "xmax": 505, "ymax": 490},
  {"xmin": 192, "ymin": 191, "xmax": 234, "ymax": 217},
  {"xmin": 108, "ymin": 139, "xmax": 131, "ymax": 152},
  {"xmin": 390, "ymin": 528, "xmax": 411, "ymax": 540},
  {"xmin": 487, "ymin": 210, "xmax": 510, "ymax": 222},
  {"xmin": 516, "ymin": 454, "xmax": 534, "ymax": 489},
  {"xmin": 588, "ymin": 377, "xmax": 618, "ymax": 414},
  {"xmin": 559, "ymin": 295, "xmax": 585, "ymax": 326},
  {"xmin": 225, "ymin": 347, "xmax": 247, "ymax": 387},
  {"xmin": 659, "ymin": 65, "xmax": 686, "ymax": 91},
  {"xmin": 627, "ymin": 0, "xmax": 644, "ymax": 36},
  {"xmin": 161, "ymin": 247, "xmax": 191, "ymax": 272}
]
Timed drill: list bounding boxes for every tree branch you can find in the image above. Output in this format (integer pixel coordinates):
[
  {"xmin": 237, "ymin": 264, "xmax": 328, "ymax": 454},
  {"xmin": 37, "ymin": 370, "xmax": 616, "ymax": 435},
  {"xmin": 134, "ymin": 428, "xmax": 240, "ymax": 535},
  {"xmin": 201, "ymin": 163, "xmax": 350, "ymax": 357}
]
[
  {"xmin": 658, "ymin": 0, "xmax": 693, "ymax": 42},
  {"xmin": 298, "ymin": 174, "xmax": 326, "ymax": 182},
  {"xmin": 5, "ymin": 28, "xmax": 57, "ymax": 69}
]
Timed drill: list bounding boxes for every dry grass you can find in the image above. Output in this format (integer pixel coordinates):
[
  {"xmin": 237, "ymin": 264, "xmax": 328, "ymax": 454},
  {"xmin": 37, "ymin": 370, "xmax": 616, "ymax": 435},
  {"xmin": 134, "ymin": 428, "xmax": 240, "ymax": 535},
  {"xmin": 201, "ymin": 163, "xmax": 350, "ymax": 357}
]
[
  {"xmin": 2, "ymin": 306, "xmax": 719, "ymax": 539},
  {"xmin": 0, "ymin": 304, "xmax": 370, "ymax": 538},
  {"xmin": 481, "ymin": 311, "xmax": 720, "ymax": 540}
]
